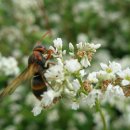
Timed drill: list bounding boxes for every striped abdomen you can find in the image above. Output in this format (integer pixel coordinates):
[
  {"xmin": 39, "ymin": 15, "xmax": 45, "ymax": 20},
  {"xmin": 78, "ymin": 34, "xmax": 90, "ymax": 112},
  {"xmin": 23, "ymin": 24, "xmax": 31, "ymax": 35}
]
[{"xmin": 31, "ymin": 74, "xmax": 47, "ymax": 100}]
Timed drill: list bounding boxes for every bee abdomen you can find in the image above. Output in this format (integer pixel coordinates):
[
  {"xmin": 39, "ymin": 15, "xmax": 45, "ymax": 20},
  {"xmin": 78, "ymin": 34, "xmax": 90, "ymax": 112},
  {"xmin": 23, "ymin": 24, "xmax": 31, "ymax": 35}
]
[{"xmin": 32, "ymin": 74, "xmax": 47, "ymax": 100}]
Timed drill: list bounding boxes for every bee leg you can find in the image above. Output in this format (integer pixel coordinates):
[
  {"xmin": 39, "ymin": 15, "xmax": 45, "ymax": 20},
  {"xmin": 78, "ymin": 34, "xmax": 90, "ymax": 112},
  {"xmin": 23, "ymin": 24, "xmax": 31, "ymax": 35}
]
[
  {"xmin": 46, "ymin": 49, "xmax": 54, "ymax": 60},
  {"xmin": 44, "ymin": 61, "xmax": 55, "ymax": 68}
]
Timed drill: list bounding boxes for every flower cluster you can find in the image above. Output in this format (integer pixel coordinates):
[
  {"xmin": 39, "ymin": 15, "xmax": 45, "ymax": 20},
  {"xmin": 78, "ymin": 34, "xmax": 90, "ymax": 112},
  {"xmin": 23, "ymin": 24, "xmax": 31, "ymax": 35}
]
[
  {"xmin": 32, "ymin": 38, "xmax": 101, "ymax": 116},
  {"xmin": 0, "ymin": 53, "xmax": 19, "ymax": 76},
  {"xmin": 32, "ymin": 38, "xmax": 130, "ymax": 116}
]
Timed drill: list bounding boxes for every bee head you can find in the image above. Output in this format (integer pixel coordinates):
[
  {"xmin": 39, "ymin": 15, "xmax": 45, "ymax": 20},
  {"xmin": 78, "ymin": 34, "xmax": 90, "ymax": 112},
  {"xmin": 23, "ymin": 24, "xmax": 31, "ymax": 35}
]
[{"xmin": 33, "ymin": 44, "xmax": 46, "ymax": 54}]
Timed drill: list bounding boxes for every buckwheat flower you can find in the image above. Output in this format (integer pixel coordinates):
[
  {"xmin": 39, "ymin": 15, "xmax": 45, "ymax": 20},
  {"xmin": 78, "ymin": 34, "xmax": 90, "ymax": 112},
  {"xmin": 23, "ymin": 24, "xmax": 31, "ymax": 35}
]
[
  {"xmin": 105, "ymin": 84, "xmax": 124, "ymax": 97},
  {"xmin": 72, "ymin": 79, "xmax": 81, "ymax": 92},
  {"xmin": 66, "ymin": 79, "xmax": 73, "ymax": 91},
  {"xmin": 64, "ymin": 88, "xmax": 77, "ymax": 97},
  {"xmin": 88, "ymin": 43, "xmax": 101, "ymax": 52},
  {"xmin": 32, "ymin": 105, "xmax": 42, "ymax": 116},
  {"xmin": 79, "ymin": 69, "xmax": 86, "ymax": 77},
  {"xmin": 76, "ymin": 42, "xmax": 82, "ymax": 50},
  {"xmin": 118, "ymin": 68, "xmax": 130, "ymax": 86},
  {"xmin": 64, "ymin": 59, "xmax": 81, "ymax": 73},
  {"xmin": 76, "ymin": 42, "xmax": 101, "ymax": 52},
  {"xmin": 53, "ymin": 38, "xmax": 62, "ymax": 50},
  {"xmin": 44, "ymin": 59, "xmax": 64, "ymax": 82},
  {"xmin": 71, "ymin": 101, "xmax": 80, "ymax": 110},
  {"xmin": 87, "ymin": 72, "xmax": 98, "ymax": 83},
  {"xmin": 41, "ymin": 89, "xmax": 60, "ymax": 107},
  {"xmin": 80, "ymin": 55, "xmax": 90, "ymax": 68},
  {"xmin": 99, "ymin": 62, "xmax": 121, "ymax": 80},
  {"xmin": 1, "ymin": 56, "xmax": 19, "ymax": 76},
  {"xmin": 69, "ymin": 42, "xmax": 74, "ymax": 51},
  {"xmin": 100, "ymin": 61, "xmax": 121, "ymax": 74},
  {"xmin": 96, "ymin": 70, "xmax": 116, "ymax": 81},
  {"xmin": 96, "ymin": 70, "xmax": 108, "ymax": 80},
  {"xmin": 84, "ymin": 89, "xmax": 102, "ymax": 108},
  {"xmin": 76, "ymin": 42, "xmax": 100, "ymax": 68}
]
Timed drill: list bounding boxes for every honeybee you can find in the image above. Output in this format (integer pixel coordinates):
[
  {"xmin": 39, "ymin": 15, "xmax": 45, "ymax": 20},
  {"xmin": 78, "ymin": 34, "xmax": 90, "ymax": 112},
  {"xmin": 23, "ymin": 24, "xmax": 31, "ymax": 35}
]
[{"xmin": 0, "ymin": 32, "xmax": 53, "ymax": 100}]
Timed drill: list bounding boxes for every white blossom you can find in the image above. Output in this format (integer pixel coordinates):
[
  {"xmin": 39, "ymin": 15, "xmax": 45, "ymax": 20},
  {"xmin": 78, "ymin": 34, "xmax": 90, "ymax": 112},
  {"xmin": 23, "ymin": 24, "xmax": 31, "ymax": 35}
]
[
  {"xmin": 53, "ymin": 38, "xmax": 62, "ymax": 50},
  {"xmin": 31, "ymin": 38, "xmax": 130, "ymax": 116},
  {"xmin": 72, "ymin": 79, "xmax": 81, "ymax": 92},
  {"xmin": 0, "ymin": 54, "xmax": 19, "ymax": 76},
  {"xmin": 87, "ymin": 72, "xmax": 98, "ymax": 83},
  {"xmin": 76, "ymin": 42, "xmax": 101, "ymax": 52},
  {"xmin": 64, "ymin": 59, "xmax": 81, "ymax": 73},
  {"xmin": 98, "ymin": 61, "xmax": 122, "ymax": 80},
  {"xmin": 76, "ymin": 42, "xmax": 100, "ymax": 68},
  {"xmin": 100, "ymin": 61, "xmax": 121, "ymax": 74},
  {"xmin": 105, "ymin": 84, "xmax": 124, "ymax": 97},
  {"xmin": 32, "ymin": 105, "xmax": 42, "ymax": 116},
  {"xmin": 69, "ymin": 42, "xmax": 74, "ymax": 51},
  {"xmin": 97, "ymin": 70, "xmax": 116, "ymax": 80},
  {"xmin": 79, "ymin": 69, "xmax": 86, "ymax": 77},
  {"xmin": 118, "ymin": 68, "xmax": 130, "ymax": 86},
  {"xmin": 44, "ymin": 59, "xmax": 64, "ymax": 82},
  {"xmin": 80, "ymin": 55, "xmax": 90, "ymax": 68},
  {"xmin": 83, "ymin": 89, "xmax": 102, "ymax": 108},
  {"xmin": 41, "ymin": 89, "xmax": 61, "ymax": 107}
]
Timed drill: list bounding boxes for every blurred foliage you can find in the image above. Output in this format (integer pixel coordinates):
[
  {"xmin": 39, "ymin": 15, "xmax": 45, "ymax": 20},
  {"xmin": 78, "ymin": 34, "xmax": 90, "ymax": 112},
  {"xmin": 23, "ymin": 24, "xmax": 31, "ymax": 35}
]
[{"xmin": 0, "ymin": 0, "xmax": 130, "ymax": 130}]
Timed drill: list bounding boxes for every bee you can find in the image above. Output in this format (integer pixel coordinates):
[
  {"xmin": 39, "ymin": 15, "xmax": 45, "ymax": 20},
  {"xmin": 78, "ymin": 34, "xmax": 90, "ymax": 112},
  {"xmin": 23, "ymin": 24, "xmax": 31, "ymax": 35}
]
[{"xmin": 0, "ymin": 31, "xmax": 53, "ymax": 100}]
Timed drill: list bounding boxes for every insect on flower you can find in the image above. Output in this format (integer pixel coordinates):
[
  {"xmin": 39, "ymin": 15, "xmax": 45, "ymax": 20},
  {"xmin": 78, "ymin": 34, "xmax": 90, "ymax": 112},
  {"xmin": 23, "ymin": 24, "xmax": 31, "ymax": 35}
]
[{"xmin": 0, "ymin": 31, "xmax": 54, "ymax": 100}]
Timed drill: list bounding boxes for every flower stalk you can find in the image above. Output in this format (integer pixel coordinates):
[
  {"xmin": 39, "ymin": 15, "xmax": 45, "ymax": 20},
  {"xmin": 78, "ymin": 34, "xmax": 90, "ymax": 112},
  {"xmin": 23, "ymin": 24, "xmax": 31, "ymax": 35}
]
[{"xmin": 95, "ymin": 99, "xmax": 107, "ymax": 130}]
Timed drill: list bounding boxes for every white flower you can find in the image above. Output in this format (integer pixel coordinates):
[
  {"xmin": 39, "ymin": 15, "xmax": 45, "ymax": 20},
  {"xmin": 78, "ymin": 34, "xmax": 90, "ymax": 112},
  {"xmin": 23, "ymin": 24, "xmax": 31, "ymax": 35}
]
[
  {"xmin": 103, "ymin": 84, "xmax": 124, "ymax": 105},
  {"xmin": 64, "ymin": 88, "xmax": 77, "ymax": 97},
  {"xmin": 80, "ymin": 55, "xmax": 90, "ymax": 68},
  {"xmin": 71, "ymin": 102, "xmax": 79, "ymax": 110},
  {"xmin": 0, "ymin": 55, "xmax": 19, "ymax": 76},
  {"xmin": 32, "ymin": 105, "xmax": 42, "ymax": 116},
  {"xmin": 122, "ymin": 80, "xmax": 130, "ymax": 86},
  {"xmin": 76, "ymin": 42, "xmax": 83, "ymax": 50},
  {"xmin": 87, "ymin": 72, "xmax": 98, "ymax": 83},
  {"xmin": 79, "ymin": 69, "xmax": 86, "ymax": 77},
  {"xmin": 84, "ymin": 89, "xmax": 102, "ymax": 108},
  {"xmin": 89, "ymin": 43, "xmax": 101, "ymax": 51},
  {"xmin": 65, "ymin": 59, "xmax": 81, "ymax": 73},
  {"xmin": 76, "ymin": 42, "xmax": 100, "ymax": 68},
  {"xmin": 44, "ymin": 59, "xmax": 64, "ymax": 82},
  {"xmin": 100, "ymin": 61, "xmax": 121, "ymax": 74},
  {"xmin": 53, "ymin": 38, "xmax": 62, "ymax": 50},
  {"xmin": 69, "ymin": 42, "xmax": 74, "ymax": 51},
  {"xmin": 98, "ymin": 61, "xmax": 121, "ymax": 80},
  {"xmin": 96, "ymin": 70, "xmax": 115, "ymax": 80},
  {"xmin": 76, "ymin": 42, "xmax": 101, "ymax": 52},
  {"xmin": 72, "ymin": 79, "xmax": 81, "ymax": 92},
  {"xmin": 118, "ymin": 68, "xmax": 130, "ymax": 86},
  {"xmin": 105, "ymin": 84, "xmax": 124, "ymax": 97},
  {"xmin": 41, "ymin": 89, "xmax": 60, "ymax": 107}
]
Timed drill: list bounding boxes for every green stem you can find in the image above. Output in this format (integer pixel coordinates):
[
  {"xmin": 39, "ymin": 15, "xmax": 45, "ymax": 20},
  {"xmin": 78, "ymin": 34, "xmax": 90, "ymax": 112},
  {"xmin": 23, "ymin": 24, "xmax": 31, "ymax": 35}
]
[{"xmin": 95, "ymin": 99, "xmax": 107, "ymax": 130}]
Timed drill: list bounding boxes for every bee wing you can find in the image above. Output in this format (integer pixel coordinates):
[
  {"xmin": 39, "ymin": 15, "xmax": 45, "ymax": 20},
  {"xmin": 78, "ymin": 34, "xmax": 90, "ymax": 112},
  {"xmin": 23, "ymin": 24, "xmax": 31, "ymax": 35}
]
[{"xmin": 0, "ymin": 64, "xmax": 37, "ymax": 98}]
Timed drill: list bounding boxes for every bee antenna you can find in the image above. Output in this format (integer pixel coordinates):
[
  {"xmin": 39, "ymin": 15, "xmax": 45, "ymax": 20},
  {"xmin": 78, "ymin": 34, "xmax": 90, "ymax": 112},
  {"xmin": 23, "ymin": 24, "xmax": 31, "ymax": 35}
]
[{"xmin": 37, "ymin": 31, "xmax": 51, "ymax": 45}]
